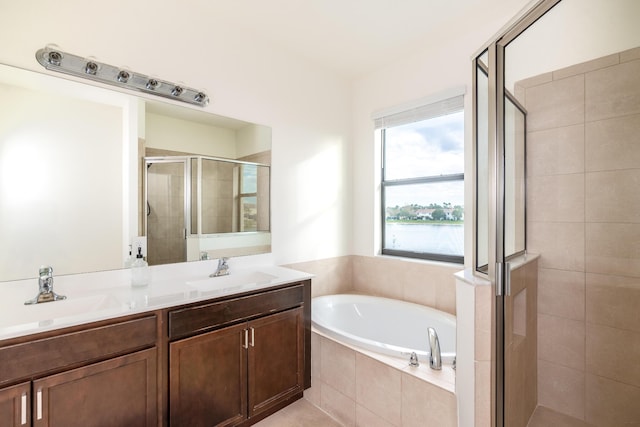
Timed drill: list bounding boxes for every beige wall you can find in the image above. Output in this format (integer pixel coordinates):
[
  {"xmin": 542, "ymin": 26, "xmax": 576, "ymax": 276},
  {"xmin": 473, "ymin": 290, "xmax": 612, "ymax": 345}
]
[
  {"xmin": 146, "ymin": 112, "xmax": 237, "ymax": 159},
  {"xmin": 519, "ymin": 47, "xmax": 640, "ymax": 425}
]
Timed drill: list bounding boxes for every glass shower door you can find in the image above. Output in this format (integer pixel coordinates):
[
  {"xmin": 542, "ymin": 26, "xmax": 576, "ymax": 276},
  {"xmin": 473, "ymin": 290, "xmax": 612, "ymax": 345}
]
[{"xmin": 145, "ymin": 159, "xmax": 188, "ymax": 266}]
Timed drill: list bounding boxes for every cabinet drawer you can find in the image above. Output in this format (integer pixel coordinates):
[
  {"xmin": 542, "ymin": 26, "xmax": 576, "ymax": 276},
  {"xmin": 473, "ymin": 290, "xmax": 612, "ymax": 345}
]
[
  {"xmin": 0, "ymin": 315, "xmax": 157, "ymax": 386},
  {"xmin": 169, "ymin": 284, "xmax": 304, "ymax": 339}
]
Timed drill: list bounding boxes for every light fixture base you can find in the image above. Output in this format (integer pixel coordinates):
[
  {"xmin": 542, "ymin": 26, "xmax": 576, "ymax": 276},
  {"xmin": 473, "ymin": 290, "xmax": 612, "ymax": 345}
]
[{"xmin": 35, "ymin": 46, "xmax": 209, "ymax": 107}]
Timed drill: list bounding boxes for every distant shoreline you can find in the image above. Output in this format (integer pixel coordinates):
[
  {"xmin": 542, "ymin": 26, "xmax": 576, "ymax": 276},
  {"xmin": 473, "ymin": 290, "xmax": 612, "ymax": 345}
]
[{"xmin": 386, "ymin": 220, "xmax": 463, "ymax": 225}]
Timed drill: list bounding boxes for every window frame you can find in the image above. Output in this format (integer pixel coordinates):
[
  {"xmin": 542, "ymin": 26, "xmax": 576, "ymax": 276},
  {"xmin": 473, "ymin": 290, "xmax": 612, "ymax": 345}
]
[
  {"xmin": 379, "ymin": 101, "xmax": 465, "ymax": 264},
  {"xmin": 238, "ymin": 164, "xmax": 259, "ymax": 232}
]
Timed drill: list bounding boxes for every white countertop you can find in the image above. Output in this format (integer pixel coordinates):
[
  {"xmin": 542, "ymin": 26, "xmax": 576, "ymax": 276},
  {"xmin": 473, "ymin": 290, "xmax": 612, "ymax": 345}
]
[{"xmin": 0, "ymin": 255, "xmax": 313, "ymax": 341}]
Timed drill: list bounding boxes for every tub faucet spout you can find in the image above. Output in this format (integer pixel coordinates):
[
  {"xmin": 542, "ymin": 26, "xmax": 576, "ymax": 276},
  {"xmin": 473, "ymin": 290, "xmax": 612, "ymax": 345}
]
[{"xmin": 428, "ymin": 327, "xmax": 442, "ymax": 370}]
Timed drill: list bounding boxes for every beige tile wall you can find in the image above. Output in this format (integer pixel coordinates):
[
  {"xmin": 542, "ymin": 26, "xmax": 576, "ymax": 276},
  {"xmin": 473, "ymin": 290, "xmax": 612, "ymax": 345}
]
[
  {"xmin": 146, "ymin": 161, "xmax": 187, "ymax": 265},
  {"xmin": 518, "ymin": 47, "xmax": 640, "ymax": 426},
  {"xmin": 201, "ymin": 159, "xmax": 234, "ymax": 233},
  {"xmin": 352, "ymin": 256, "xmax": 459, "ymax": 315},
  {"xmin": 504, "ymin": 260, "xmax": 538, "ymax": 427},
  {"xmin": 474, "ymin": 281, "xmax": 492, "ymax": 427},
  {"xmin": 285, "ymin": 256, "xmax": 354, "ymax": 298},
  {"xmin": 286, "ymin": 255, "xmax": 459, "ymax": 315}
]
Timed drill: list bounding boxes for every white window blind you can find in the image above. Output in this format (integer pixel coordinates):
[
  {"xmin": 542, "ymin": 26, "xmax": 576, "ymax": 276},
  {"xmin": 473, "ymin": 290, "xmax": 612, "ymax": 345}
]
[{"xmin": 373, "ymin": 86, "xmax": 465, "ymax": 129}]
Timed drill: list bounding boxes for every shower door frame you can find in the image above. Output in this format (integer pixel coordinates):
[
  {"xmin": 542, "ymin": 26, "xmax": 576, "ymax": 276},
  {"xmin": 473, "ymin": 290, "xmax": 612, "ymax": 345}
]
[
  {"xmin": 473, "ymin": 0, "xmax": 562, "ymax": 426},
  {"xmin": 144, "ymin": 157, "xmax": 190, "ymax": 265}
]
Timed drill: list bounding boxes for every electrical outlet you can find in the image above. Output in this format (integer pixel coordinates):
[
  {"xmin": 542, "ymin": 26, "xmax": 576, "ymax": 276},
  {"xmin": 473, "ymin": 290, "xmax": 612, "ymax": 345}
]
[{"xmin": 131, "ymin": 236, "xmax": 147, "ymax": 258}]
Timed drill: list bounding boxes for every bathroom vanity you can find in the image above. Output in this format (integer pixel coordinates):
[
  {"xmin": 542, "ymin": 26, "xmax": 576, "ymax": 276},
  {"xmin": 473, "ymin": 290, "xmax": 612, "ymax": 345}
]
[{"xmin": 0, "ymin": 264, "xmax": 312, "ymax": 427}]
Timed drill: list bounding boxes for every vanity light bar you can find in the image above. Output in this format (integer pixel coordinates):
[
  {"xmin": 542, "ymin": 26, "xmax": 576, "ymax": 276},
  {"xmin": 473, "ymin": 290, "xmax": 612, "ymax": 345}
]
[{"xmin": 35, "ymin": 46, "xmax": 209, "ymax": 107}]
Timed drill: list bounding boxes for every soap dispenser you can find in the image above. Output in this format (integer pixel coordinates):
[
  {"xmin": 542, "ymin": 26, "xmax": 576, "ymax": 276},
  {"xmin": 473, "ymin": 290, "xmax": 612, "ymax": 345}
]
[
  {"xmin": 124, "ymin": 244, "xmax": 134, "ymax": 268},
  {"xmin": 131, "ymin": 246, "xmax": 149, "ymax": 287}
]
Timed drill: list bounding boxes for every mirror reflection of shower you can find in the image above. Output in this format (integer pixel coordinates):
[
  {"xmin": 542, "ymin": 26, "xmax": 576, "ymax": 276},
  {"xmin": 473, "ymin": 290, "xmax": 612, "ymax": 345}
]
[
  {"xmin": 144, "ymin": 155, "xmax": 270, "ymax": 266},
  {"xmin": 145, "ymin": 160, "xmax": 188, "ymax": 266}
]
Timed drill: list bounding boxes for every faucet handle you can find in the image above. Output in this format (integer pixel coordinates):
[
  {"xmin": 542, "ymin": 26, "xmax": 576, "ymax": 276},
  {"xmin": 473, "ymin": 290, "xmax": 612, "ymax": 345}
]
[
  {"xmin": 38, "ymin": 265, "xmax": 54, "ymax": 293},
  {"xmin": 39, "ymin": 265, "xmax": 53, "ymax": 279}
]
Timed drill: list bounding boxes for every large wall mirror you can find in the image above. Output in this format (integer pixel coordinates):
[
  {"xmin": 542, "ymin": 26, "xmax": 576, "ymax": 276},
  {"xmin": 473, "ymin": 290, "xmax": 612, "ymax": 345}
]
[{"xmin": 0, "ymin": 63, "xmax": 271, "ymax": 282}]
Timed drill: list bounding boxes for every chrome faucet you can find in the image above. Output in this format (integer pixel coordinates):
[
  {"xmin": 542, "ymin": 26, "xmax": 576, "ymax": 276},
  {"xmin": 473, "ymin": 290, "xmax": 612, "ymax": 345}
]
[
  {"xmin": 428, "ymin": 327, "xmax": 442, "ymax": 370},
  {"xmin": 210, "ymin": 257, "xmax": 230, "ymax": 277},
  {"xmin": 25, "ymin": 266, "xmax": 67, "ymax": 305}
]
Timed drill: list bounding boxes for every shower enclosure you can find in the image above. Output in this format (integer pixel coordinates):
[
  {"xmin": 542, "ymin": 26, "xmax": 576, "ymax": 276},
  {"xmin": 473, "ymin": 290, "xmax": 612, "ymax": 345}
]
[
  {"xmin": 475, "ymin": 0, "xmax": 640, "ymax": 425},
  {"xmin": 145, "ymin": 155, "xmax": 270, "ymax": 266}
]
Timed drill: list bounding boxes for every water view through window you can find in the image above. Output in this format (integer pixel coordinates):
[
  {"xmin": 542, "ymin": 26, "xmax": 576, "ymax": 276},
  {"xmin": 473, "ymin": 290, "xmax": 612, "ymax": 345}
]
[{"xmin": 381, "ymin": 109, "xmax": 464, "ymax": 261}]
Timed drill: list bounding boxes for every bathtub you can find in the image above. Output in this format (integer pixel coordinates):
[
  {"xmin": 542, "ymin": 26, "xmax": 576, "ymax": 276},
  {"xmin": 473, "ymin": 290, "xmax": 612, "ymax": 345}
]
[{"xmin": 312, "ymin": 294, "xmax": 456, "ymax": 364}]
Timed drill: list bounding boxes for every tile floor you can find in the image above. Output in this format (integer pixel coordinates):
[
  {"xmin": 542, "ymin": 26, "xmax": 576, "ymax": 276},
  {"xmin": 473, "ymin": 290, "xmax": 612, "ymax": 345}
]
[
  {"xmin": 255, "ymin": 400, "xmax": 600, "ymax": 427},
  {"xmin": 254, "ymin": 398, "xmax": 342, "ymax": 427},
  {"xmin": 527, "ymin": 406, "xmax": 594, "ymax": 427}
]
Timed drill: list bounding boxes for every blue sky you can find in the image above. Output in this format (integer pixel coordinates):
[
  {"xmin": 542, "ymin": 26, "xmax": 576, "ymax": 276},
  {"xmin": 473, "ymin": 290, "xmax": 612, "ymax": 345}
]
[{"xmin": 384, "ymin": 111, "xmax": 464, "ymax": 208}]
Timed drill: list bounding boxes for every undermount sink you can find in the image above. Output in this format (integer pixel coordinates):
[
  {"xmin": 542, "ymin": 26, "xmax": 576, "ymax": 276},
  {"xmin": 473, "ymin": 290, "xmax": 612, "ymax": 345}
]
[
  {"xmin": 1, "ymin": 294, "xmax": 121, "ymax": 328},
  {"xmin": 186, "ymin": 271, "xmax": 277, "ymax": 292}
]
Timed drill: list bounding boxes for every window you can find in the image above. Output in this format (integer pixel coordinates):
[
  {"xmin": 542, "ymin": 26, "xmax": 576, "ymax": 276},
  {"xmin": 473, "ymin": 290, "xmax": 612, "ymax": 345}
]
[
  {"xmin": 239, "ymin": 164, "xmax": 258, "ymax": 231},
  {"xmin": 377, "ymin": 94, "xmax": 464, "ymax": 263}
]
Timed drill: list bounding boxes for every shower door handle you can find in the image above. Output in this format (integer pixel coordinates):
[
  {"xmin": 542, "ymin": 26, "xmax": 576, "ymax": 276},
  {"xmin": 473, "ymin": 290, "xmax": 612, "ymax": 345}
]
[
  {"xmin": 495, "ymin": 262, "xmax": 511, "ymax": 297},
  {"xmin": 504, "ymin": 262, "xmax": 511, "ymax": 296}
]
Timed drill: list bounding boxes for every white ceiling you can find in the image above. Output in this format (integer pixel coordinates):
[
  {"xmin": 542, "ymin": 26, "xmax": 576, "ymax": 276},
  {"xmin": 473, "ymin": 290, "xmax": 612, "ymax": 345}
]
[
  {"xmin": 191, "ymin": 0, "xmax": 532, "ymax": 77},
  {"xmin": 0, "ymin": 0, "xmax": 535, "ymax": 80}
]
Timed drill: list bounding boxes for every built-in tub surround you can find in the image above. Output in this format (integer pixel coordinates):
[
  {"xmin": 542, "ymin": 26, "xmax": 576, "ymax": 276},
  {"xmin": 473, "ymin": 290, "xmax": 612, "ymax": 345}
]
[
  {"xmin": 516, "ymin": 47, "xmax": 640, "ymax": 426},
  {"xmin": 312, "ymin": 294, "xmax": 456, "ymax": 364},
  {"xmin": 308, "ymin": 328, "xmax": 457, "ymax": 427},
  {"xmin": 309, "ymin": 294, "xmax": 457, "ymax": 426},
  {"xmin": 284, "ymin": 255, "xmax": 460, "ymax": 425}
]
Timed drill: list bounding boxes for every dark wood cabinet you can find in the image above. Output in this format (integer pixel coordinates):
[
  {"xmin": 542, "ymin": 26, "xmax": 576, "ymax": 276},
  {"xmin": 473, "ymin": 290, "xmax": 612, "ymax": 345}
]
[
  {"xmin": 0, "ymin": 314, "xmax": 158, "ymax": 427},
  {"xmin": 0, "ymin": 382, "xmax": 30, "ymax": 427},
  {"xmin": 170, "ymin": 307, "xmax": 304, "ymax": 427},
  {"xmin": 0, "ymin": 349, "xmax": 157, "ymax": 427},
  {"xmin": 0, "ymin": 278, "xmax": 311, "ymax": 427},
  {"xmin": 33, "ymin": 348, "xmax": 157, "ymax": 427},
  {"xmin": 170, "ymin": 322, "xmax": 248, "ymax": 427},
  {"xmin": 248, "ymin": 308, "xmax": 304, "ymax": 419}
]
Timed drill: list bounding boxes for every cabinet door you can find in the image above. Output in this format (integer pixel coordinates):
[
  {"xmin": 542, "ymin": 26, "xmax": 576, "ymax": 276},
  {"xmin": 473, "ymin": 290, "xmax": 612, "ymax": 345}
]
[
  {"xmin": 248, "ymin": 307, "xmax": 304, "ymax": 418},
  {"xmin": 0, "ymin": 382, "xmax": 30, "ymax": 427},
  {"xmin": 32, "ymin": 348, "xmax": 157, "ymax": 427},
  {"xmin": 170, "ymin": 322, "xmax": 247, "ymax": 427}
]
